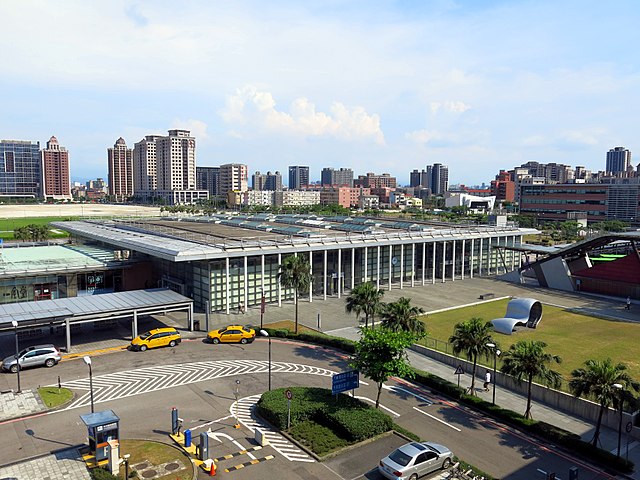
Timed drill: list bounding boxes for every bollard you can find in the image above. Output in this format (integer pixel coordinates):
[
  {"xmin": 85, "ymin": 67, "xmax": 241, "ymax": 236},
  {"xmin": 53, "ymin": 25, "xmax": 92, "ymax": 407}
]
[
  {"xmin": 184, "ymin": 429, "xmax": 191, "ymax": 447},
  {"xmin": 171, "ymin": 407, "xmax": 178, "ymax": 435}
]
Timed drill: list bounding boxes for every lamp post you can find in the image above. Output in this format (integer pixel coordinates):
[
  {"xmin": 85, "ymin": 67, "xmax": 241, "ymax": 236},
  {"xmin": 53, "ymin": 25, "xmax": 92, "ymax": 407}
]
[
  {"xmin": 234, "ymin": 379, "xmax": 241, "ymax": 429},
  {"xmin": 260, "ymin": 330, "xmax": 271, "ymax": 391},
  {"xmin": 83, "ymin": 356, "xmax": 94, "ymax": 413},
  {"xmin": 123, "ymin": 453, "xmax": 130, "ymax": 479},
  {"xmin": 613, "ymin": 383, "xmax": 624, "ymax": 458},
  {"xmin": 486, "ymin": 343, "xmax": 500, "ymax": 406},
  {"xmin": 11, "ymin": 320, "xmax": 21, "ymax": 393}
]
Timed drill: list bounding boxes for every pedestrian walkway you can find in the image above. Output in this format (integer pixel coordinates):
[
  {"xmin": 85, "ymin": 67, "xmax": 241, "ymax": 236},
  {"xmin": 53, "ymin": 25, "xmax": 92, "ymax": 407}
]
[
  {"xmin": 0, "ymin": 389, "xmax": 46, "ymax": 421},
  {"xmin": 0, "ymin": 447, "xmax": 90, "ymax": 480}
]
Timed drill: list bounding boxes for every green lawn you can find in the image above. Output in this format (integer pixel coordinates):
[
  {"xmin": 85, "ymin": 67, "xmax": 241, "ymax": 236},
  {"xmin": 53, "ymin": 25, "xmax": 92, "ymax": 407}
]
[
  {"xmin": 37, "ymin": 387, "xmax": 73, "ymax": 408},
  {"xmin": 419, "ymin": 299, "xmax": 640, "ymax": 381},
  {"xmin": 0, "ymin": 217, "xmax": 75, "ymax": 240}
]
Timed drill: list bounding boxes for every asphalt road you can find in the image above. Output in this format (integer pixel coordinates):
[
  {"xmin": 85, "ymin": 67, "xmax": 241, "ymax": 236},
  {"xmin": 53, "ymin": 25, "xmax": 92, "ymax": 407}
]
[{"xmin": 0, "ymin": 338, "xmax": 619, "ymax": 480}]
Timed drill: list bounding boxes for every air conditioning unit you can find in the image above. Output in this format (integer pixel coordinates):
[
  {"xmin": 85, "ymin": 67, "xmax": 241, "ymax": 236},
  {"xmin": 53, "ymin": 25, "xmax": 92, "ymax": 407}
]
[{"xmin": 114, "ymin": 250, "xmax": 122, "ymax": 260}]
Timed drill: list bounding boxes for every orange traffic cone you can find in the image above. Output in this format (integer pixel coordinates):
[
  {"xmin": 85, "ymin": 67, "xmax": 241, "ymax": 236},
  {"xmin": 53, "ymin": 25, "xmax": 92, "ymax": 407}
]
[{"xmin": 209, "ymin": 459, "xmax": 216, "ymax": 476}]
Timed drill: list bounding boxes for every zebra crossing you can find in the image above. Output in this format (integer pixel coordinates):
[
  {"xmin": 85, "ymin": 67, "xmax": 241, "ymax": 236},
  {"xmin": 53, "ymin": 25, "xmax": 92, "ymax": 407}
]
[
  {"xmin": 59, "ymin": 360, "xmax": 336, "ymax": 410},
  {"xmin": 232, "ymin": 394, "xmax": 315, "ymax": 463}
]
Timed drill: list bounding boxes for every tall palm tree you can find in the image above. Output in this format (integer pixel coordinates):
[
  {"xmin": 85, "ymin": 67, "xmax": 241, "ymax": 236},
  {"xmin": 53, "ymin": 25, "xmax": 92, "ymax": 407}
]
[
  {"xmin": 345, "ymin": 282, "xmax": 384, "ymax": 329},
  {"xmin": 449, "ymin": 317, "xmax": 494, "ymax": 395},
  {"xmin": 380, "ymin": 297, "xmax": 426, "ymax": 336},
  {"xmin": 277, "ymin": 254, "xmax": 313, "ymax": 334},
  {"xmin": 500, "ymin": 340, "xmax": 562, "ymax": 419},
  {"xmin": 569, "ymin": 358, "xmax": 640, "ymax": 447}
]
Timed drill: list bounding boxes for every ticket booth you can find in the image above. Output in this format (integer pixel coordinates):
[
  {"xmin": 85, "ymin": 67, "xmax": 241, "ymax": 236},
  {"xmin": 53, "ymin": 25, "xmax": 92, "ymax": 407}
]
[{"xmin": 80, "ymin": 410, "xmax": 120, "ymax": 466}]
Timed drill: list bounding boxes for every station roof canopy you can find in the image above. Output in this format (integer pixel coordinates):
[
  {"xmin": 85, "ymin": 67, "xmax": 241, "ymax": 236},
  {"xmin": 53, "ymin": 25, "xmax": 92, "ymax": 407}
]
[{"xmin": 0, "ymin": 288, "xmax": 192, "ymax": 329}]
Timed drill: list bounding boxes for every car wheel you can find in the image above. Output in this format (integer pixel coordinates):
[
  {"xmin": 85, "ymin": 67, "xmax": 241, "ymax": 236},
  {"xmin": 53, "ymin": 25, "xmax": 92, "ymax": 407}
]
[
  {"xmin": 139, "ymin": 345, "xmax": 147, "ymax": 352},
  {"xmin": 169, "ymin": 340, "xmax": 177, "ymax": 347},
  {"xmin": 240, "ymin": 338, "xmax": 248, "ymax": 344},
  {"xmin": 212, "ymin": 338, "xmax": 220, "ymax": 344},
  {"xmin": 45, "ymin": 358, "xmax": 56, "ymax": 368},
  {"xmin": 409, "ymin": 474, "xmax": 418, "ymax": 480},
  {"xmin": 10, "ymin": 364, "xmax": 18, "ymax": 373},
  {"xmin": 442, "ymin": 458, "xmax": 453, "ymax": 469}
]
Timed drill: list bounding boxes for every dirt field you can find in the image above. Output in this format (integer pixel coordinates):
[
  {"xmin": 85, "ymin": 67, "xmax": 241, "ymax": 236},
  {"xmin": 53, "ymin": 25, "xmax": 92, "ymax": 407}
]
[{"xmin": 0, "ymin": 204, "xmax": 162, "ymax": 219}]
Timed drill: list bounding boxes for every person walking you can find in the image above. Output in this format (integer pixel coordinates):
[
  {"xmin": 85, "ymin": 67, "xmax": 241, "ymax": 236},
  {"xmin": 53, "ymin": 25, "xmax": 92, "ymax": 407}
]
[
  {"xmin": 484, "ymin": 370, "xmax": 491, "ymax": 392},
  {"xmin": 626, "ymin": 296, "xmax": 631, "ymax": 310}
]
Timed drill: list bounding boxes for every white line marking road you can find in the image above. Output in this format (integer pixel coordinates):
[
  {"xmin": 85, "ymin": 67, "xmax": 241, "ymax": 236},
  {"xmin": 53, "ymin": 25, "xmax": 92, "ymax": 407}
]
[{"xmin": 412, "ymin": 406, "xmax": 461, "ymax": 432}]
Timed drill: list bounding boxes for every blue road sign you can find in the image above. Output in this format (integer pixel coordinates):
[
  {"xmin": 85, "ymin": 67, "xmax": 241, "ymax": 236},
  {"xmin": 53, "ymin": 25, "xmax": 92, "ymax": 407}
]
[{"xmin": 332, "ymin": 370, "xmax": 359, "ymax": 395}]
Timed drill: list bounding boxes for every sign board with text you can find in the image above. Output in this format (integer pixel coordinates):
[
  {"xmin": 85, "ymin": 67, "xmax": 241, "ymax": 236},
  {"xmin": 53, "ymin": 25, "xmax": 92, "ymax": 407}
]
[{"xmin": 332, "ymin": 370, "xmax": 359, "ymax": 395}]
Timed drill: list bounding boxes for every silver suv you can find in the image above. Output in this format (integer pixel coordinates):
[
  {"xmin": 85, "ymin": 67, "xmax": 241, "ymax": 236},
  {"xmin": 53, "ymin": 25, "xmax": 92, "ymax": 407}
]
[{"xmin": 2, "ymin": 345, "xmax": 61, "ymax": 373}]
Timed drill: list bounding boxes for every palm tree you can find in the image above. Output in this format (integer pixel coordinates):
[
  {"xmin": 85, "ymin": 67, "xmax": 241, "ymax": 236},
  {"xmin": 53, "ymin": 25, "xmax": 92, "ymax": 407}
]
[
  {"xmin": 380, "ymin": 297, "xmax": 426, "ymax": 336},
  {"xmin": 345, "ymin": 282, "xmax": 384, "ymax": 329},
  {"xmin": 277, "ymin": 254, "xmax": 313, "ymax": 334},
  {"xmin": 449, "ymin": 317, "xmax": 494, "ymax": 395},
  {"xmin": 500, "ymin": 340, "xmax": 562, "ymax": 419},
  {"xmin": 569, "ymin": 358, "xmax": 640, "ymax": 447}
]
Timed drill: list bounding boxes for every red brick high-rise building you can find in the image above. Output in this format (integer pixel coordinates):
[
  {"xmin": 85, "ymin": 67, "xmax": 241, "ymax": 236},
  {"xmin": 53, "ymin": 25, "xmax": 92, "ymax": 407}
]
[
  {"xmin": 41, "ymin": 136, "xmax": 71, "ymax": 200},
  {"xmin": 108, "ymin": 137, "xmax": 134, "ymax": 201}
]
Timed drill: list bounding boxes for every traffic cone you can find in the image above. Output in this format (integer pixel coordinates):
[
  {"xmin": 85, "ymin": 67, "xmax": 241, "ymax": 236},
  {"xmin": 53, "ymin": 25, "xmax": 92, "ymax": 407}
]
[{"xmin": 209, "ymin": 459, "xmax": 216, "ymax": 476}]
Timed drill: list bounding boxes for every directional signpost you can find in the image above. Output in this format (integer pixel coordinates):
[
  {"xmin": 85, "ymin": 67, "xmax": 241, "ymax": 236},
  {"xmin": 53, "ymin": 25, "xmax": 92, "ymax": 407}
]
[
  {"xmin": 332, "ymin": 370, "xmax": 360, "ymax": 397},
  {"xmin": 454, "ymin": 365, "xmax": 464, "ymax": 388},
  {"xmin": 284, "ymin": 389, "xmax": 293, "ymax": 429}
]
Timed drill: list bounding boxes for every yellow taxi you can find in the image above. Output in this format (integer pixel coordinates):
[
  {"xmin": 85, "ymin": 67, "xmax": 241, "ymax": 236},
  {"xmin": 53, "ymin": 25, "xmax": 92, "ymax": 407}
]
[
  {"xmin": 130, "ymin": 327, "xmax": 181, "ymax": 351},
  {"xmin": 207, "ymin": 325, "xmax": 256, "ymax": 344}
]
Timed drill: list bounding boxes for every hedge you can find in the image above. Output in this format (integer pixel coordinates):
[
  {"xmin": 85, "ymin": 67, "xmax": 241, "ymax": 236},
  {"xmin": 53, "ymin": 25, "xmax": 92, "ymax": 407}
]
[{"xmin": 257, "ymin": 387, "xmax": 392, "ymax": 443}]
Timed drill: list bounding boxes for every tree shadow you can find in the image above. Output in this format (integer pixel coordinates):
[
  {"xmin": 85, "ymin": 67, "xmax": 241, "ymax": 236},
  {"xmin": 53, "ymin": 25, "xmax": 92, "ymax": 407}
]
[{"xmin": 292, "ymin": 344, "xmax": 350, "ymax": 369}]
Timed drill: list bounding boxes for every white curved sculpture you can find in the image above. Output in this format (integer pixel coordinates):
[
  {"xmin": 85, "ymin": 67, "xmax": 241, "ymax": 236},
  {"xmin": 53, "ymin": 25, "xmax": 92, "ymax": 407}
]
[{"xmin": 491, "ymin": 298, "xmax": 543, "ymax": 335}]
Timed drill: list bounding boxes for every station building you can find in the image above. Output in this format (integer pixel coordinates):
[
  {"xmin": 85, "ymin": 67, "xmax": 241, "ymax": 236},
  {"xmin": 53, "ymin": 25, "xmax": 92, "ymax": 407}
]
[{"xmin": 49, "ymin": 214, "xmax": 533, "ymax": 314}]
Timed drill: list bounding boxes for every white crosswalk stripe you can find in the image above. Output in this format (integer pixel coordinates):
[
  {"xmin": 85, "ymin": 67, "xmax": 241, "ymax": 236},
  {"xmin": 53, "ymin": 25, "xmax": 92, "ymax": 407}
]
[
  {"xmin": 231, "ymin": 394, "xmax": 315, "ymax": 463},
  {"xmin": 58, "ymin": 361, "xmax": 336, "ymax": 411}
]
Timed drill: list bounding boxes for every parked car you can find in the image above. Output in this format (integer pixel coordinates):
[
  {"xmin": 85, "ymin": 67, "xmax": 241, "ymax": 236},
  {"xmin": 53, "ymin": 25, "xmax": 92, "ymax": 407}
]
[
  {"xmin": 130, "ymin": 327, "xmax": 181, "ymax": 351},
  {"xmin": 2, "ymin": 345, "xmax": 61, "ymax": 373},
  {"xmin": 378, "ymin": 441, "xmax": 453, "ymax": 480},
  {"xmin": 207, "ymin": 325, "xmax": 256, "ymax": 344}
]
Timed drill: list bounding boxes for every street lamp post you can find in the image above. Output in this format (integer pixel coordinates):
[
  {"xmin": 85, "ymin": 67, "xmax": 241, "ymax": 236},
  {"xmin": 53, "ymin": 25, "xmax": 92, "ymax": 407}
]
[
  {"xmin": 613, "ymin": 383, "xmax": 624, "ymax": 458},
  {"xmin": 260, "ymin": 330, "xmax": 271, "ymax": 391},
  {"xmin": 83, "ymin": 356, "xmax": 94, "ymax": 413},
  {"xmin": 11, "ymin": 320, "xmax": 20, "ymax": 393},
  {"xmin": 486, "ymin": 343, "xmax": 501, "ymax": 406}
]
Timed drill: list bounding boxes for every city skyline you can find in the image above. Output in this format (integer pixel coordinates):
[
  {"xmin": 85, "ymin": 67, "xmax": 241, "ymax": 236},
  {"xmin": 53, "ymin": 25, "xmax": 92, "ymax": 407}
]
[{"xmin": 1, "ymin": 1, "xmax": 638, "ymax": 185}]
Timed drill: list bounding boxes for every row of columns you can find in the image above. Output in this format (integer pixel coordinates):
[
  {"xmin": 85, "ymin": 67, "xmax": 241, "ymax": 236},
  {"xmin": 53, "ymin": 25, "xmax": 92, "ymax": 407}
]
[{"xmin": 216, "ymin": 236, "xmax": 519, "ymax": 312}]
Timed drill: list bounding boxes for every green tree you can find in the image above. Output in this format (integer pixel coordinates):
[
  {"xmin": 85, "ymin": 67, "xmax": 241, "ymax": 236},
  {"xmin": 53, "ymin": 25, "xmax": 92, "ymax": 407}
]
[
  {"xmin": 350, "ymin": 327, "xmax": 416, "ymax": 408},
  {"xmin": 277, "ymin": 254, "xmax": 313, "ymax": 334},
  {"xmin": 449, "ymin": 317, "xmax": 495, "ymax": 395},
  {"xmin": 500, "ymin": 340, "xmax": 562, "ymax": 419},
  {"xmin": 345, "ymin": 282, "xmax": 384, "ymax": 329},
  {"xmin": 380, "ymin": 297, "xmax": 426, "ymax": 336},
  {"xmin": 569, "ymin": 358, "xmax": 640, "ymax": 447}
]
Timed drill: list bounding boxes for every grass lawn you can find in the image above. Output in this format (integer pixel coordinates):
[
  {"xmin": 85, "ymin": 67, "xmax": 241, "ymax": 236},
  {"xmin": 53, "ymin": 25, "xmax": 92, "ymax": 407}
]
[
  {"xmin": 263, "ymin": 320, "xmax": 317, "ymax": 334},
  {"xmin": 0, "ymin": 217, "xmax": 75, "ymax": 240},
  {"xmin": 419, "ymin": 299, "xmax": 640, "ymax": 382},
  {"xmin": 37, "ymin": 387, "xmax": 73, "ymax": 408},
  {"xmin": 118, "ymin": 439, "xmax": 194, "ymax": 480}
]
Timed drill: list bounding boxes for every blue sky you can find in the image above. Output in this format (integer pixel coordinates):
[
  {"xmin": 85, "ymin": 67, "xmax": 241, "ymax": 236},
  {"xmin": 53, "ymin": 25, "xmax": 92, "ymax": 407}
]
[{"xmin": 1, "ymin": 0, "xmax": 638, "ymax": 186}]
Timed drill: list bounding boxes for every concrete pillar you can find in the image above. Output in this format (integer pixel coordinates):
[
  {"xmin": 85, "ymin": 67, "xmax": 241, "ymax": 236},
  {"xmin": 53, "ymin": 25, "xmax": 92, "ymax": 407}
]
[
  {"xmin": 278, "ymin": 253, "xmax": 282, "ymax": 307},
  {"xmin": 442, "ymin": 242, "xmax": 446, "ymax": 283},
  {"xmin": 400, "ymin": 243, "xmax": 404, "ymax": 290},
  {"xmin": 337, "ymin": 248, "xmax": 342, "ymax": 299},
  {"xmin": 411, "ymin": 243, "xmax": 415, "ymax": 288},
  {"xmin": 261, "ymin": 254, "xmax": 265, "ymax": 295},
  {"xmin": 461, "ymin": 239, "xmax": 466, "ymax": 280},
  {"xmin": 188, "ymin": 303, "xmax": 194, "ymax": 331},
  {"xmin": 65, "ymin": 318, "xmax": 71, "ymax": 353},
  {"xmin": 351, "ymin": 247, "xmax": 355, "ymax": 290},
  {"xmin": 479, "ymin": 238, "xmax": 483, "ymax": 276},
  {"xmin": 388, "ymin": 245, "xmax": 393, "ymax": 291},
  {"xmin": 132, "ymin": 311, "xmax": 138, "ymax": 339},
  {"xmin": 376, "ymin": 245, "xmax": 381, "ymax": 290},
  {"xmin": 225, "ymin": 257, "xmax": 230, "ymax": 315},
  {"xmin": 364, "ymin": 246, "xmax": 368, "ymax": 282},
  {"xmin": 470, "ymin": 238, "xmax": 475, "ymax": 278},
  {"xmin": 451, "ymin": 239, "xmax": 456, "ymax": 282},
  {"xmin": 244, "ymin": 256, "xmax": 248, "ymax": 309},
  {"xmin": 323, "ymin": 250, "xmax": 327, "ymax": 300},
  {"xmin": 431, "ymin": 242, "xmax": 436, "ymax": 284},
  {"xmin": 309, "ymin": 252, "xmax": 313, "ymax": 302},
  {"xmin": 422, "ymin": 242, "xmax": 426, "ymax": 286}
]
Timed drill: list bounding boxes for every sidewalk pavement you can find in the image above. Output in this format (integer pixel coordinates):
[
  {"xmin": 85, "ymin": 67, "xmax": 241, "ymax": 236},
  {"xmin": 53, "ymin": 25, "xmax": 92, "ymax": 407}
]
[
  {"xmin": 0, "ymin": 389, "xmax": 47, "ymax": 421},
  {"xmin": 0, "ymin": 446, "xmax": 90, "ymax": 480}
]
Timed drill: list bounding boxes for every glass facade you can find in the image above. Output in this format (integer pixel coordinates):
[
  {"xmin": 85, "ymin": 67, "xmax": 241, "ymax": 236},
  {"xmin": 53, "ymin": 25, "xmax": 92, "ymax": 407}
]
[{"xmin": 0, "ymin": 140, "xmax": 42, "ymax": 197}]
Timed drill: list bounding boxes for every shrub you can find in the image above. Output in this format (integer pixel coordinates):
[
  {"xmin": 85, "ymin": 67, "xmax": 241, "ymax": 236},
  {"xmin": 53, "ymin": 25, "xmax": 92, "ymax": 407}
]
[
  {"xmin": 289, "ymin": 420, "xmax": 348, "ymax": 455},
  {"xmin": 325, "ymin": 407, "xmax": 392, "ymax": 442},
  {"xmin": 262, "ymin": 328, "xmax": 356, "ymax": 353},
  {"xmin": 90, "ymin": 468, "xmax": 119, "ymax": 480}
]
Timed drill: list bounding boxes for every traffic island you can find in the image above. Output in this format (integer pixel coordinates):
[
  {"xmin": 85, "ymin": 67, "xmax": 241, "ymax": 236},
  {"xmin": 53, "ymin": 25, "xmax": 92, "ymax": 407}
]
[{"xmin": 116, "ymin": 439, "xmax": 194, "ymax": 480}]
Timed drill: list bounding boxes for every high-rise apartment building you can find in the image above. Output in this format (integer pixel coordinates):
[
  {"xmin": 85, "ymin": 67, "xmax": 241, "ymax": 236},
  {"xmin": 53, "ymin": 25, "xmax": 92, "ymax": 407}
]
[
  {"xmin": 197, "ymin": 166, "xmax": 221, "ymax": 196},
  {"xmin": 426, "ymin": 163, "xmax": 449, "ymax": 195},
  {"xmin": 354, "ymin": 172, "xmax": 397, "ymax": 189},
  {"xmin": 252, "ymin": 170, "xmax": 282, "ymax": 191},
  {"xmin": 133, "ymin": 135, "xmax": 159, "ymax": 192},
  {"xmin": 288, "ymin": 166, "xmax": 309, "ymax": 189},
  {"xmin": 321, "ymin": 167, "xmax": 353, "ymax": 187},
  {"xmin": 219, "ymin": 163, "xmax": 248, "ymax": 197},
  {"xmin": 409, "ymin": 169, "xmax": 429, "ymax": 188},
  {"xmin": 41, "ymin": 136, "xmax": 71, "ymax": 200},
  {"xmin": 0, "ymin": 140, "xmax": 42, "ymax": 198},
  {"xmin": 133, "ymin": 130, "xmax": 207, "ymax": 204},
  {"xmin": 108, "ymin": 137, "xmax": 133, "ymax": 201},
  {"xmin": 606, "ymin": 147, "xmax": 632, "ymax": 174}
]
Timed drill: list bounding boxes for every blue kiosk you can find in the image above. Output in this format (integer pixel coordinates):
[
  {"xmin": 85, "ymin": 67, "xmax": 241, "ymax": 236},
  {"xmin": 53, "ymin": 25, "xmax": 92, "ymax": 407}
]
[{"xmin": 80, "ymin": 410, "xmax": 120, "ymax": 468}]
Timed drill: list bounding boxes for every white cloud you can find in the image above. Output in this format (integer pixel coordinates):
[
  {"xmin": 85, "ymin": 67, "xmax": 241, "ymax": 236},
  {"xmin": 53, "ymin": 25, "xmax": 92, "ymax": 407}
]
[
  {"xmin": 221, "ymin": 86, "xmax": 385, "ymax": 144},
  {"xmin": 430, "ymin": 101, "xmax": 471, "ymax": 115},
  {"xmin": 405, "ymin": 129, "xmax": 443, "ymax": 144}
]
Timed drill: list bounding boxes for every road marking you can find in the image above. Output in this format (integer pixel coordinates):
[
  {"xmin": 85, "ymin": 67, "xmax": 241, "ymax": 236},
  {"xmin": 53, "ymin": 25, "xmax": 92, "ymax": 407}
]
[
  {"xmin": 383, "ymin": 384, "xmax": 433, "ymax": 405},
  {"xmin": 57, "ymin": 360, "xmax": 336, "ymax": 411},
  {"xmin": 224, "ymin": 455, "xmax": 274, "ymax": 472},
  {"xmin": 232, "ymin": 394, "xmax": 315, "ymax": 463},
  {"xmin": 190, "ymin": 414, "xmax": 235, "ymax": 431},
  {"xmin": 354, "ymin": 396, "xmax": 400, "ymax": 417},
  {"xmin": 412, "ymin": 406, "xmax": 461, "ymax": 432},
  {"xmin": 212, "ymin": 446, "xmax": 263, "ymax": 462}
]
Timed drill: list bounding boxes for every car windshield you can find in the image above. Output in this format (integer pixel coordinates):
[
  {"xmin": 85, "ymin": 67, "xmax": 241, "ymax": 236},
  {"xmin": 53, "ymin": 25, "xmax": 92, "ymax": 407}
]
[
  {"xmin": 218, "ymin": 328, "xmax": 228, "ymax": 334},
  {"xmin": 139, "ymin": 332, "xmax": 152, "ymax": 340},
  {"xmin": 389, "ymin": 449, "xmax": 413, "ymax": 467},
  {"xmin": 425, "ymin": 444, "xmax": 442, "ymax": 455}
]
